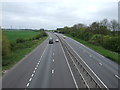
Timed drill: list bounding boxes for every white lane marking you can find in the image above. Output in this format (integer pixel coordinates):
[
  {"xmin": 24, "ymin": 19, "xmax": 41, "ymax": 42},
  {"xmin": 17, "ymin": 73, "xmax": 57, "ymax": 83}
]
[
  {"xmin": 36, "ymin": 64, "xmax": 39, "ymax": 68},
  {"xmin": 29, "ymin": 78, "xmax": 32, "ymax": 82},
  {"xmin": 26, "ymin": 44, "xmax": 48, "ymax": 87},
  {"xmin": 99, "ymin": 63, "xmax": 102, "ymax": 66},
  {"xmin": 27, "ymin": 83, "xmax": 30, "ymax": 87},
  {"xmin": 115, "ymin": 75, "xmax": 120, "ymax": 79},
  {"xmin": 33, "ymin": 70, "xmax": 36, "ymax": 73},
  {"xmin": 52, "ymin": 69, "xmax": 54, "ymax": 74},
  {"xmin": 31, "ymin": 74, "xmax": 34, "ymax": 77},
  {"xmin": 53, "ymin": 59, "xmax": 54, "ymax": 62},
  {"xmin": 60, "ymin": 42, "xmax": 79, "ymax": 89},
  {"xmin": 62, "ymin": 38, "xmax": 108, "ymax": 89},
  {"xmin": 35, "ymin": 67, "xmax": 37, "ymax": 70}
]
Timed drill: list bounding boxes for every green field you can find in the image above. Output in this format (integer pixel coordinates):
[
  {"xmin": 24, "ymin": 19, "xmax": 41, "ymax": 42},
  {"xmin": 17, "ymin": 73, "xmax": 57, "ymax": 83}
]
[
  {"xmin": 3, "ymin": 30, "xmax": 40, "ymax": 42},
  {"xmin": 2, "ymin": 30, "xmax": 48, "ymax": 70}
]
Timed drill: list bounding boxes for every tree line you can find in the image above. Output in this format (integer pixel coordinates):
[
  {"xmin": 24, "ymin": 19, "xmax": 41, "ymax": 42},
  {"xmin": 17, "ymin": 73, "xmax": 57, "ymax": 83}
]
[{"xmin": 57, "ymin": 19, "xmax": 120, "ymax": 53}]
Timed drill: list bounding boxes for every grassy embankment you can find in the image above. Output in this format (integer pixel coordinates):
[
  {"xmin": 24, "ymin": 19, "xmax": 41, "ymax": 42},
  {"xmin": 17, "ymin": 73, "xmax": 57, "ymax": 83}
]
[
  {"xmin": 2, "ymin": 30, "xmax": 48, "ymax": 70},
  {"xmin": 65, "ymin": 34, "xmax": 119, "ymax": 64}
]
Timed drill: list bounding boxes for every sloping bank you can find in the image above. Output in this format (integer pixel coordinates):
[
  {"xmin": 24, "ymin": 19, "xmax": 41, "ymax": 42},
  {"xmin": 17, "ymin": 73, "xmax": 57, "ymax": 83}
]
[
  {"xmin": 2, "ymin": 30, "xmax": 48, "ymax": 72},
  {"xmin": 65, "ymin": 34, "xmax": 119, "ymax": 64}
]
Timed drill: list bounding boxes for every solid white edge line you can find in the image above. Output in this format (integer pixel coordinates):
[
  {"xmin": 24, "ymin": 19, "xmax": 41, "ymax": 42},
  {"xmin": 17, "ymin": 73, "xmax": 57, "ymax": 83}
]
[
  {"xmin": 60, "ymin": 41, "xmax": 79, "ymax": 89},
  {"xmin": 67, "ymin": 49, "xmax": 90, "ymax": 89},
  {"xmin": 115, "ymin": 75, "xmax": 120, "ymax": 79},
  {"xmin": 62, "ymin": 38, "xmax": 108, "ymax": 89}
]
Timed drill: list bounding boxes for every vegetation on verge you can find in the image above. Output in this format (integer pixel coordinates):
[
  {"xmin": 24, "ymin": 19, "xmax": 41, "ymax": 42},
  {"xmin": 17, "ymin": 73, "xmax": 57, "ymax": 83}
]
[
  {"xmin": 57, "ymin": 19, "xmax": 120, "ymax": 64},
  {"xmin": 65, "ymin": 34, "xmax": 119, "ymax": 64},
  {"xmin": 2, "ymin": 30, "xmax": 48, "ymax": 70}
]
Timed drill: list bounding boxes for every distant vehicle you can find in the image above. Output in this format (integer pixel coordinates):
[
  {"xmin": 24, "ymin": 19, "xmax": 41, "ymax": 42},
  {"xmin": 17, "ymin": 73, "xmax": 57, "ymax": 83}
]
[
  {"xmin": 55, "ymin": 39, "xmax": 59, "ymax": 42},
  {"xmin": 49, "ymin": 37, "xmax": 53, "ymax": 44},
  {"xmin": 63, "ymin": 36, "xmax": 66, "ymax": 39}
]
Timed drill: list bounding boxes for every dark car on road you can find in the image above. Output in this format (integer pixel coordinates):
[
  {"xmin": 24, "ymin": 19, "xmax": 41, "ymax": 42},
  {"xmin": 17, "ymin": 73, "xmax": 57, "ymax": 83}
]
[{"xmin": 49, "ymin": 38, "xmax": 53, "ymax": 44}]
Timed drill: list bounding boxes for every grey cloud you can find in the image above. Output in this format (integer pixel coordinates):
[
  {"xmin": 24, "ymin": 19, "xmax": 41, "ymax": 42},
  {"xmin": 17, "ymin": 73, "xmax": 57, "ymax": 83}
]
[{"xmin": 1, "ymin": 0, "xmax": 119, "ymax": 29}]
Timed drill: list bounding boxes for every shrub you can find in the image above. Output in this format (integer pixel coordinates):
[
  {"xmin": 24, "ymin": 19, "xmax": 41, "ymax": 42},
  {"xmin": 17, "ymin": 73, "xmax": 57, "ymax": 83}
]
[
  {"xmin": 16, "ymin": 38, "xmax": 26, "ymax": 43},
  {"xmin": 103, "ymin": 36, "xmax": 120, "ymax": 52},
  {"xmin": 89, "ymin": 34, "xmax": 103, "ymax": 45},
  {"xmin": 2, "ymin": 34, "xmax": 11, "ymax": 56}
]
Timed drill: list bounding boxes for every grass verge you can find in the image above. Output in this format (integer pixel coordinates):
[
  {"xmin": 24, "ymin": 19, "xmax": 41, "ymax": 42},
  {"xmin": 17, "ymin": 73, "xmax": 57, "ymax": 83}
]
[
  {"xmin": 65, "ymin": 34, "xmax": 119, "ymax": 64},
  {"xmin": 2, "ymin": 36, "xmax": 48, "ymax": 70}
]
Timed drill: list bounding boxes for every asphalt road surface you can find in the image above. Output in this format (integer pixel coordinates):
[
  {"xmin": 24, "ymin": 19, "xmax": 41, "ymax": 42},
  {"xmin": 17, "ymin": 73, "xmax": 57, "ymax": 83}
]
[
  {"xmin": 56, "ymin": 33, "xmax": 120, "ymax": 89},
  {"xmin": 2, "ymin": 32, "xmax": 120, "ymax": 89}
]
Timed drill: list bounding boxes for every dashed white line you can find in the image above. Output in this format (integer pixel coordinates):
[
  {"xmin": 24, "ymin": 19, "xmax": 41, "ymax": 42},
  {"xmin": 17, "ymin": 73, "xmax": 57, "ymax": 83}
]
[
  {"xmin": 31, "ymin": 74, "xmax": 34, "ymax": 77},
  {"xmin": 36, "ymin": 64, "xmax": 39, "ymax": 67},
  {"xmin": 53, "ymin": 59, "xmax": 54, "ymax": 62},
  {"xmin": 52, "ymin": 69, "xmax": 54, "ymax": 74},
  {"xmin": 29, "ymin": 78, "xmax": 32, "ymax": 82},
  {"xmin": 115, "ymin": 75, "xmax": 120, "ymax": 79},
  {"xmin": 26, "ymin": 44, "xmax": 48, "ymax": 87},
  {"xmin": 99, "ymin": 63, "xmax": 102, "ymax": 66},
  {"xmin": 26, "ymin": 83, "xmax": 30, "ymax": 87},
  {"xmin": 33, "ymin": 70, "xmax": 36, "ymax": 73},
  {"xmin": 35, "ymin": 67, "xmax": 37, "ymax": 70}
]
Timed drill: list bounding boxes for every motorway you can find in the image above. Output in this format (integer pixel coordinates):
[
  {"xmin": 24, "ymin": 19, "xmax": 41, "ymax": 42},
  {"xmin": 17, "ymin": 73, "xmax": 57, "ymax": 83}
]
[{"xmin": 2, "ymin": 32, "xmax": 120, "ymax": 89}]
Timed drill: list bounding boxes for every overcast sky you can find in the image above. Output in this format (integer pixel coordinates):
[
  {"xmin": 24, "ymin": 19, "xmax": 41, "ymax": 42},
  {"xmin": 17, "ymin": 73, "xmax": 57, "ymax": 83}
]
[{"xmin": 1, "ymin": 0, "xmax": 119, "ymax": 30}]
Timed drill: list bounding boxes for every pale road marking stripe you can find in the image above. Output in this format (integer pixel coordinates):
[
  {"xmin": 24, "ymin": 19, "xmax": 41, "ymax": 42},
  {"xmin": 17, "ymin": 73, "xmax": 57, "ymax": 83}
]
[
  {"xmin": 35, "ymin": 67, "xmax": 37, "ymax": 70},
  {"xmin": 53, "ymin": 53, "xmax": 54, "ymax": 56},
  {"xmin": 33, "ymin": 70, "xmax": 36, "ymax": 73},
  {"xmin": 27, "ymin": 83, "xmax": 30, "ymax": 87},
  {"xmin": 29, "ymin": 78, "xmax": 32, "ymax": 82},
  {"xmin": 115, "ymin": 75, "xmax": 120, "ymax": 79},
  {"xmin": 36, "ymin": 64, "xmax": 39, "ymax": 67},
  {"xmin": 67, "ymin": 49, "xmax": 89, "ymax": 89},
  {"xmin": 62, "ymin": 37, "xmax": 108, "ymax": 89},
  {"xmin": 31, "ymin": 74, "xmax": 34, "ymax": 77},
  {"xmin": 52, "ymin": 69, "xmax": 54, "ymax": 74},
  {"xmin": 26, "ymin": 44, "xmax": 48, "ymax": 87},
  {"xmin": 99, "ymin": 63, "xmax": 102, "ymax": 66},
  {"xmin": 53, "ymin": 59, "xmax": 54, "ymax": 62},
  {"xmin": 60, "ymin": 42, "xmax": 79, "ymax": 89}
]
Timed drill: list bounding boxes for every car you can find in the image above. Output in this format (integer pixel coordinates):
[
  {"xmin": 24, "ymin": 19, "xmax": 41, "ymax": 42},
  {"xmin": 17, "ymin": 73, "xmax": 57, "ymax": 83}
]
[
  {"xmin": 49, "ymin": 37, "xmax": 53, "ymax": 44},
  {"xmin": 55, "ymin": 39, "xmax": 59, "ymax": 42}
]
